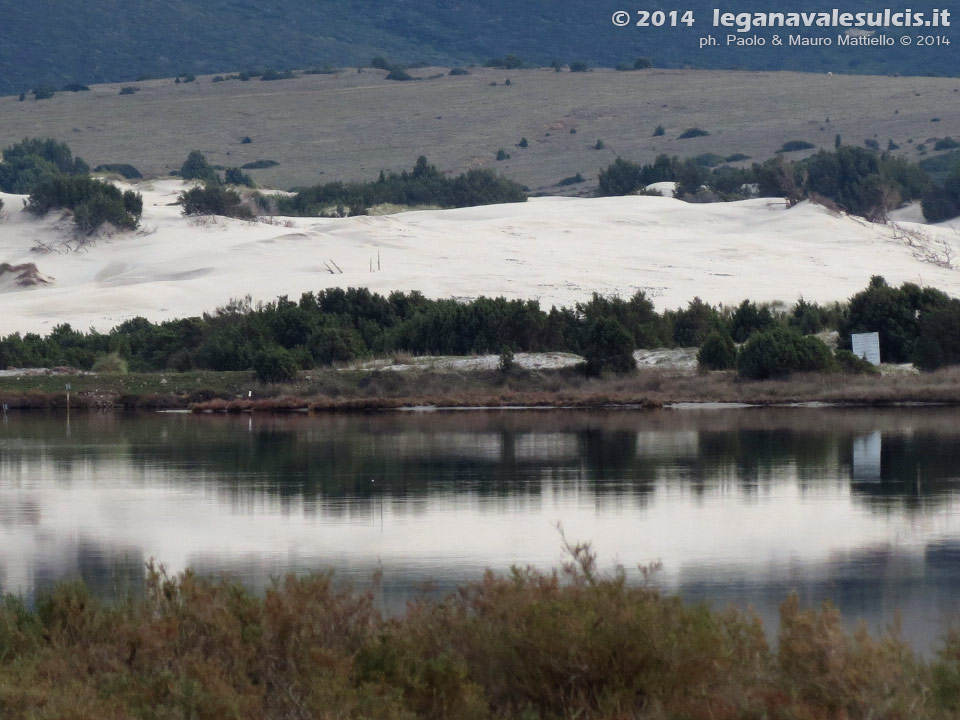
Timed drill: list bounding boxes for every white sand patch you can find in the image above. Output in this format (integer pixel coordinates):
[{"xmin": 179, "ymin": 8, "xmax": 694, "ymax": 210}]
[
  {"xmin": 348, "ymin": 352, "xmax": 584, "ymax": 373},
  {"xmin": 0, "ymin": 181, "xmax": 959, "ymax": 334},
  {"xmin": 645, "ymin": 181, "xmax": 677, "ymax": 197}
]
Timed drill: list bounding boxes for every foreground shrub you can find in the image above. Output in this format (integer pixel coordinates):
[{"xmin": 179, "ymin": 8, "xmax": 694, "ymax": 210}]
[
  {"xmin": 27, "ymin": 176, "xmax": 142, "ymax": 233},
  {"xmin": 582, "ymin": 317, "xmax": 635, "ymax": 376},
  {"xmin": 678, "ymin": 127, "xmax": 709, "ymax": 139},
  {"xmin": 737, "ymin": 326, "xmax": 834, "ymax": 379},
  {"xmin": 253, "ymin": 347, "xmax": 299, "ymax": 383},
  {"xmin": 915, "ymin": 301, "xmax": 960, "ymax": 370},
  {"xmin": 1, "ymin": 549, "xmax": 956, "ymax": 719},
  {"xmin": 698, "ymin": 331, "xmax": 737, "ymax": 370}
]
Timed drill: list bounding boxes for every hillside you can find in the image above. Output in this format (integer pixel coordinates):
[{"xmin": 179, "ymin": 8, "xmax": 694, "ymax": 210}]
[
  {"xmin": 1, "ymin": 0, "xmax": 958, "ymax": 95},
  {"xmin": 1, "ymin": 180, "xmax": 958, "ymax": 335},
  {"xmin": 3, "ymin": 69, "xmax": 960, "ymax": 195}
]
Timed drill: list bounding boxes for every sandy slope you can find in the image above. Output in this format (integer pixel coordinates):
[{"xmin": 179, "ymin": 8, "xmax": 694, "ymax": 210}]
[{"xmin": 0, "ymin": 180, "xmax": 958, "ymax": 335}]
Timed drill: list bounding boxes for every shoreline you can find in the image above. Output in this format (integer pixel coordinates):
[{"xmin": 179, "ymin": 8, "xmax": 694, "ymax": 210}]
[{"xmin": 3, "ymin": 365, "xmax": 960, "ymax": 412}]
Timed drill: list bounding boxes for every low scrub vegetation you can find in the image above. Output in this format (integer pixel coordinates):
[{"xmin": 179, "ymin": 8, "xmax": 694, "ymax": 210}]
[
  {"xmin": 179, "ymin": 184, "xmax": 253, "ymax": 219},
  {"xmin": 0, "ymin": 137, "xmax": 89, "ymax": 194},
  {"xmin": 26, "ymin": 175, "xmax": 142, "ymax": 233},
  {"xmin": 4, "ymin": 549, "xmax": 960, "ymax": 718},
  {"xmin": 276, "ymin": 156, "xmax": 525, "ymax": 215}
]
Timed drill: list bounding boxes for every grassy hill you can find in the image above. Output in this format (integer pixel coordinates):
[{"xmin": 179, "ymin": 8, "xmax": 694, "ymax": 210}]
[
  {"xmin": 3, "ymin": 68, "xmax": 960, "ymax": 195},
  {"xmin": 1, "ymin": 0, "xmax": 958, "ymax": 95}
]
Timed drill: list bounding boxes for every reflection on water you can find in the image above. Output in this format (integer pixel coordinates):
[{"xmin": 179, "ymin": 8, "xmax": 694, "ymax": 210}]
[{"xmin": 2, "ymin": 408, "xmax": 960, "ymax": 651}]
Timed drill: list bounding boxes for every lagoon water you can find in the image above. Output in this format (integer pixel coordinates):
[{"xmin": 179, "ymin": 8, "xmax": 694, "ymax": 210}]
[{"xmin": 2, "ymin": 408, "xmax": 960, "ymax": 651}]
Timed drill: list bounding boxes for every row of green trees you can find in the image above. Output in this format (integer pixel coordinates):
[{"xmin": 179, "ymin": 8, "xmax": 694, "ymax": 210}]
[{"xmin": 2, "ymin": 278, "xmax": 958, "ymax": 380}]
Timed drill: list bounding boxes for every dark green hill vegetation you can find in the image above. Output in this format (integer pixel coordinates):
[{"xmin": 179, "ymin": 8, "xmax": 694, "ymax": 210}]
[
  {"xmin": 5, "ymin": 551, "xmax": 960, "ymax": 718},
  {"xmin": 276, "ymin": 156, "xmax": 526, "ymax": 215},
  {"xmin": 2, "ymin": 1, "xmax": 958, "ymax": 96}
]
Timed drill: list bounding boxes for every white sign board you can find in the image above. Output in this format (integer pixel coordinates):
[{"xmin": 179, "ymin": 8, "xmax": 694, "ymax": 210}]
[{"xmin": 851, "ymin": 332, "xmax": 881, "ymax": 366}]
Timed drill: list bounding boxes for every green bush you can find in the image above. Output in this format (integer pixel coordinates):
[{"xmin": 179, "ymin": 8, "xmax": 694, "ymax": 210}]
[
  {"xmin": 92, "ymin": 352, "xmax": 129, "ymax": 373},
  {"xmin": 385, "ymin": 68, "xmax": 413, "ymax": 81},
  {"xmin": 582, "ymin": 317, "xmax": 635, "ymax": 376},
  {"xmin": 253, "ymin": 347, "xmax": 298, "ymax": 383},
  {"xmin": 0, "ymin": 138, "xmax": 89, "ymax": 194},
  {"xmin": 737, "ymin": 326, "xmax": 835, "ymax": 379},
  {"xmin": 914, "ymin": 301, "xmax": 960, "ymax": 370},
  {"xmin": 777, "ymin": 140, "xmax": 816, "ymax": 153},
  {"xmin": 179, "ymin": 150, "xmax": 218, "ymax": 183},
  {"xmin": 698, "ymin": 332, "xmax": 737, "ymax": 370},
  {"xmin": 843, "ymin": 275, "xmax": 950, "ymax": 363},
  {"xmin": 496, "ymin": 149, "xmax": 510, "ymax": 161},
  {"xmin": 308, "ymin": 326, "xmax": 365, "ymax": 365},
  {"xmin": 834, "ymin": 349, "xmax": 879, "ymax": 375},
  {"xmin": 653, "ymin": 125, "xmax": 665, "ymax": 137},
  {"xmin": 260, "ymin": 68, "xmax": 295, "ymax": 81},
  {"xmin": 27, "ymin": 176, "xmax": 142, "ymax": 233},
  {"xmin": 730, "ymin": 300, "xmax": 775, "ymax": 343},
  {"xmin": 93, "ymin": 163, "xmax": 142, "ymax": 180},
  {"xmin": 118, "ymin": 86, "xmax": 139, "ymax": 95},
  {"xmin": 569, "ymin": 61, "xmax": 588, "ymax": 72},
  {"xmin": 678, "ymin": 128, "xmax": 709, "ymax": 139},
  {"xmin": 448, "ymin": 67, "xmax": 471, "ymax": 76},
  {"xmin": 241, "ymin": 159, "xmax": 279, "ymax": 170},
  {"xmin": 934, "ymin": 137, "xmax": 960, "ymax": 151},
  {"xmin": 179, "ymin": 185, "xmax": 253, "ymax": 219},
  {"xmin": 634, "ymin": 57, "xmax": 654, "ymax": 69},
  {"xmin": 223, "ymin": 167, "xmax": 255, "ymax": 187}
]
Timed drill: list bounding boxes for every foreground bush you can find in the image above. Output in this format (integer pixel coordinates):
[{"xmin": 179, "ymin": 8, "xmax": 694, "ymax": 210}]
[
  {"xmin": 698, "ymin": 331, "xmax": 737, "ymax": 370},
  {"xmin": 737, "ymin": 326, "xmax": 834, "ymax": 379},
  {"xmin": 3, "ymin": 550, "xmax": 960, "ymax": 719}
]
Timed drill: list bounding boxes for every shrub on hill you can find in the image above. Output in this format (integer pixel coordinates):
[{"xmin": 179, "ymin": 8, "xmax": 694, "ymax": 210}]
[
  {"xmin": 223, "ymin": 167, "xmax": 255, "ymax": 187},
  {"xmin": 93, "ymin": 163, "xmax": 143, "ymax": 180},
  {"xmin": 777, "ymin": 140, "xmax": 816, "ymax": 153},
  {"xmin": 729, "ymin": 300, "xmax": 776, "ymax": 343},
  {"xmin": 678, "ymin": 128, "xmax": 709, "ymax": 139},
  {"xmin": 27, "ymin": 176, "xmax": 142, "ymax": 233},
  {"xmin": 385, "ymin": 68, "xmax": 413, "ymax": 81},
  {"xmin": 241, "ymin": 159, "xmax": 279, "ymax": 170},
  {"xmin": 276, "ymin": 156, "xmax": 525, "ymax": 214},
  {"xmin": 737, "ymin": 326, "xmax": 834, "ymax": 379},
  {"xmin": 569, "ymin": 61, "xmax": 588, "ymax": 72},
  {"xmin": 179, "ymin": 150, "xmax": 219, "ymax": 184},
  {"xmin": 0, "ymin": 138, "xmax": 89, "ymax": 194},
  {"xmin": 179, "ymin": 185, "xmax": 253, "ymax": 219},
  {"xmin": 634, "ymin": 57, "xmax": 654, "ymax": 69},
  {"xmin": 118, "ymin": 86, "xmax": 139, "ymax": 95},
  {"xmin": 61, "ymin": 83, "xmax": 89, "ymax": 92},
  {"xmin": 31, "ymin": 86, "xmax": 56, "ymax": 100},
  {"xmin": 934, "ymin": 137, "xmax": 960, "ymax": 151},
  {"xmin": 698, "ymin": 331, "xmax": 737, "ymax": 370},
  {"xmin": 448, "ymin": 67, "xmax": 471, "ymax": 76}
]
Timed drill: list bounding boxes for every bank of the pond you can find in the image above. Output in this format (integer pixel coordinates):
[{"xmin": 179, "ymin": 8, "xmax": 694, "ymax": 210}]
[
  {"xmin": 3, "ymin": 365, "xmax": 960, "ymax": 412},
  {"xmin": 2, "ymin": 554, "xmax": 960, "ymax": 720}
]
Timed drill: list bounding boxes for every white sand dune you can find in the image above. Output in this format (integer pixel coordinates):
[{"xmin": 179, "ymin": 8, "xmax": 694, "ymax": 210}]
[{"xmin": 0, "ymin": 180, "xmax": 958, "ymax": 335}]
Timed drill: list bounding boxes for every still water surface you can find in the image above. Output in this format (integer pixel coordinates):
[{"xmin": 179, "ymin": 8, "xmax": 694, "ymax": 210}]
[{"xmin": 2, "ymin": 408, "xmax": 960, "ymax": 650}]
